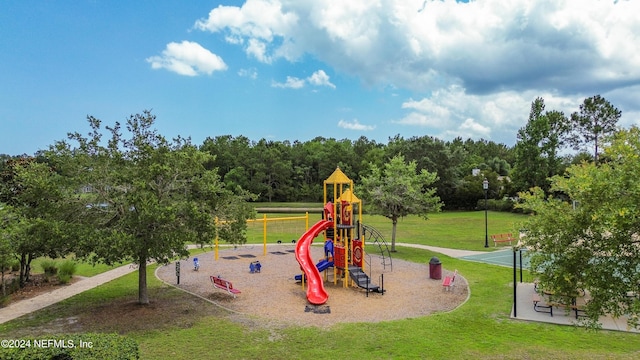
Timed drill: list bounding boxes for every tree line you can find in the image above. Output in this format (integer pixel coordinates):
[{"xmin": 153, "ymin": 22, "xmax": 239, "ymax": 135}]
[
  {"xmin": 198, "ymin": 94, "xmax": 621, "ymax": 209},
  {"xmin": 0, "ymin": 94, "xmax": 623, "ymax": 209}
]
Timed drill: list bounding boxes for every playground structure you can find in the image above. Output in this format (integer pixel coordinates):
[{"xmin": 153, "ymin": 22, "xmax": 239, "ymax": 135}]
[{"xmin": 295, "ymin": 167, "xmax": 391, "ymax": 305}]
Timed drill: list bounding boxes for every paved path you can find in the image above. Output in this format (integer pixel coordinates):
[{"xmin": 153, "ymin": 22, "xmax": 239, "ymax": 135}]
[
  {"xmin": 394, "ymin": 242, "xmax": 486, "ymax": 258},
  {"xmin": 0, "ymin": 264, "xmax": 137, "ymax": 324}
]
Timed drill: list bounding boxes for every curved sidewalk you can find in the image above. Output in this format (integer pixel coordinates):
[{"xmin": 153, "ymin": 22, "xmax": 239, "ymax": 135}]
[
  {"xmin": 0, "ymin": 264, "xmax": 137, "ymax": 325},
  {"xmin": 394, "ymin": 242, "xmax": 486, "ymax": 258}
]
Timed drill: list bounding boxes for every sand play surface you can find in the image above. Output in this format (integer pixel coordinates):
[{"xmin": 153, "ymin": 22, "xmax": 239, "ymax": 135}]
[{"xmin": 156, "ymin": 244, "xmax": 468, "ymax": 329}]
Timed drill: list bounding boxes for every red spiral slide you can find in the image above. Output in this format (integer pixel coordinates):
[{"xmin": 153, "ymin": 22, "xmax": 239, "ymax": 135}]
[{"xmin": 295, "ymin": 220, "xmax": 333, "ymax": 305}]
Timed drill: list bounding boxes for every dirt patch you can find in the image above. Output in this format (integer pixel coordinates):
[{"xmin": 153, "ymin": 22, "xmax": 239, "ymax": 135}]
[
  {"xmin": 5, "ymin": 285, "xmax": 229, "ymax": 338},
  {"xmin": 2, "ymin": 273, "xmax": 82, "ymax": 305},
  {"xmin": 156, "ymin": 244, "xmax": 469, "ymax": 329}
]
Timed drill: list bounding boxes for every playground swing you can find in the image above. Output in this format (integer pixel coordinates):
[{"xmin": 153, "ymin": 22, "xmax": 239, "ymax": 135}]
[{"xmin": 272, "ymin": 216, "xmax": 306, "ymax": 244}]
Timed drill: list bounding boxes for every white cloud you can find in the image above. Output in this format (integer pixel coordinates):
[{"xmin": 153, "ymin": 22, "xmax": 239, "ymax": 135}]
[
  {"xmin": 272, "ymin": 69, "xmax": 336, "ymax": 89},
  {"xmin": 193, "ymin": 0, "xmax": 640, "ymax": 143},
  {"xmin": 238, "ymin": 68, "xmax": 258, "ymax": 79},
  {"xmin": 246, "ymin": 38, "xmax": 271, "ymax": 63},
  {"xmin": 307, "ymin": 70, "xmax": 335, "ymax": 88},
  {"xmin": 338, "ymin": 119, "xmax": 375, "ymax": 131},
  {"xmin": 146, "ymin": 41, "xmax": 227, "ymax": 76},
  {"xmin": 195, "ymin": 0, "xmax": 298, "ymax": 62},
  {"xmin": 272, "ymin": 76, "xmax": 305, "ymax": 89},
  {"xmin": 393, "ymin": 85, "xmax": 592, "ymax": 142},
  {"xmin": 195, "ymin": 0, "xmax": 640, "ymax": 93}
]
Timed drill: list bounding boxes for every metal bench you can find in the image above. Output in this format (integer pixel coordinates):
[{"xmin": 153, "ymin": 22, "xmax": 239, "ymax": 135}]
[
  {"xmin": 210, "ymin": 276, "xmax": 241, "ymax": 298},
  {"xmin": 442, "ymin": 269, "xmax": 458, "ymax": 291}
]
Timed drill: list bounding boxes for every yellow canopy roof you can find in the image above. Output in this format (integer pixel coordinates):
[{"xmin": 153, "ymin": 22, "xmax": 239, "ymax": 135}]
[
  {"xmin": 338, "ymin": 189, "xmax": 361, "ymax": 204},
  {"xmin": 324, "ymin": 167, "xmax": 352, "ymax": 184}
]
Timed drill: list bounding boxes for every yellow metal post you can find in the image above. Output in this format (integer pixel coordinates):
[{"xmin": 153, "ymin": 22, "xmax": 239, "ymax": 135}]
[
  {"xmin": 263, "ymin": 213, "xmax": 267, "ymax": 255},
  {"xmin": 214, "ymin": 217, "xmax": 219, "ymax": 260}
]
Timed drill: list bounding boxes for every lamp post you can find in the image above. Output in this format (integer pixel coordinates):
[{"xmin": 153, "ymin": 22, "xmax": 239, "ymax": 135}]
[{"xmin": 483, "ymin": 177, "xmax": 489, "ymax": 248}]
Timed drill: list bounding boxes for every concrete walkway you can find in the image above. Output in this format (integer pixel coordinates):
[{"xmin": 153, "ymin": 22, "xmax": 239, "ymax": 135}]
[
  {"xmin": 394, "ymin": 242, "xmax": 486, "ymax": 258},
  {"xmin": 0, "ymin": 264, "xmax": 137, "ymax": 324}
]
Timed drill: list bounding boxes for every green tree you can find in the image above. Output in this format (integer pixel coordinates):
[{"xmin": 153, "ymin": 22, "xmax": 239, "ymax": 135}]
[
  {"xmin": 54, "ymin": 111, "xmax": 255, "ymax": 304},
  {"xmin": 512, "ymin": 98, "xmax": 569, "ymax": 194},
  {"xmin": 360, "ymin": 155, "xmax": 442, "ymax": 251},
  {"xmin": 0, "ymin": 157, "xmax": 79, "ymax": 287},
  {"xmin": 0, "ymin": 205, "xmax": 16, "ymax": 296},
  {"xmin": 250, "ymin": 139, "xmax": 293, "ymax": 202},
  {"xmin": 386, "ymin": 135, "xmax": 465, "ymax": 210},
  {"xmin": 569, "ymin": 95, "xmax": 621, "ymax": 161},
  {"xmin": 517, "ymin": 127, "xmax": 640, "ymax": 329},
  {"xmin": 451, "ymin": 171, "xmax": 501, "ymax": 210},
  {"xmin": 486, "ymin": 157, "xmax": 511, "ymax": 176}
]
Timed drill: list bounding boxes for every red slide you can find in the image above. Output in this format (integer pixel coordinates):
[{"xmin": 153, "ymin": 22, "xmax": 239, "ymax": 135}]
[{"xmin": 295, "ymin": 220, "xmax": 333, "ymax": 305}]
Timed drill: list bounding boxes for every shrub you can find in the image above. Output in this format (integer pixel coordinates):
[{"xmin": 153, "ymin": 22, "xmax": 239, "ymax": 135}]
[
  {"xmin": 476, "ymin": 198, "xmax": 515, "ymax": 212},
  {"xmin": 10, "ymin": 259, "xmax": 20, "ymax": 272},
  {"xmin": 40, "ymin": 259, "xmax": 58, "ymax": 282},
  {"xmin": 58, "ymin": 260, "xmax": 77, "ymax": 284}
]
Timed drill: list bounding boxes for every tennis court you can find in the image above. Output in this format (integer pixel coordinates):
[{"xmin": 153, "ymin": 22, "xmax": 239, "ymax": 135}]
[{"xmin": 461, "ymin": 248, "xmax": 531, "ymax": 270}]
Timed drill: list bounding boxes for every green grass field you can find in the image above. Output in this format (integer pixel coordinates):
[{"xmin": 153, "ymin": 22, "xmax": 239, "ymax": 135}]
[
  {"xmin": 28, "ymin": 256, "xmax": 126, "ymax": 277},
  {"xmin": 2, "ymin": 210, "xmax": 639, "ymax": 359},
  {"xmin": 246, "ymin": 209, "xmax": 524, "ymax": 251}
]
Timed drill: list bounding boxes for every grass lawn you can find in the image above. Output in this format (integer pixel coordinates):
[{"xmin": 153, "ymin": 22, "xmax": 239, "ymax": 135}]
[
  {"xmin": 245, "ymin": 208, "xmax": 525, "ymax": 251},
  {"xmin": 1, "ymin": 248, "xmax": 637, "ymax": 359},
  {"xmin": 361, "ymin": 211, "xmax": 526, "ymax": 250},
  {"xmin": 28, "ymin": 256, "xmax": 128, "ymax": 277},
  {"xmin": 2, "ymin": 210, "xmax": 638, "ymax": 359}
]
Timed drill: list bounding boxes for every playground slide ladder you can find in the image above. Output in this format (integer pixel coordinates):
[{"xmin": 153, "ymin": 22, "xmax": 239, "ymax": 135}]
[{"xmin": 361, "ymin": 224, "xmax": 393, "ymax": 272}]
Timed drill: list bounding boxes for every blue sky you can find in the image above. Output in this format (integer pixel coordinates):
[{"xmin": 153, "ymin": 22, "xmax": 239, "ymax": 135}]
[{"xmin": 2, "ymin": 0, "xmax": 640, "ymax": 156}]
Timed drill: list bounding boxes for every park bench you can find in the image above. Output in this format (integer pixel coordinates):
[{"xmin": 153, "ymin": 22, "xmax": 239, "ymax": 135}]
[
  {"xmin": 210, "ymin": 275, "xmax": 241, "ymax": 298},
  {"xmin": 490, "ymin": 233, "xmax": 515, "ymax": 247},
  {"xmin": 442, "ymin": 269, "xmax": 458, "ymax": 291}
]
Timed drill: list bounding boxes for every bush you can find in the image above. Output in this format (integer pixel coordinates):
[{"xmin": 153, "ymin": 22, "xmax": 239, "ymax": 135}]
[
  {"xmin": 476, "ymin": 198, "xmax": 515, "ymax": 212},
  {"xmin": 58, "ymin": 260, "xmax": 77, "ymax": 284},
  {"xmin": 0, "ymin": 333, "xmax": 139, "ymax": 359},
  {"xmin": 40, "ymin": 259, "xmax": 58, "ymax": 282},
  {"xmin": 10, "ymin": 259, "xmax": 20, "ymax": 272}
]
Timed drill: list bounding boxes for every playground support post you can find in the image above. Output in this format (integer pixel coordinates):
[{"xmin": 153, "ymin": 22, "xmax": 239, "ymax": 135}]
[
  {"xmin": 263, "ymin": 213, "xmax": 267, "ymax": 256},
  {"xmin": 483, "ymin": 178, "xmax": 489, "ymax": 248},
  {"xmin": 214, "ymin": 217, "xmax": 219, "ymax": 260}
]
